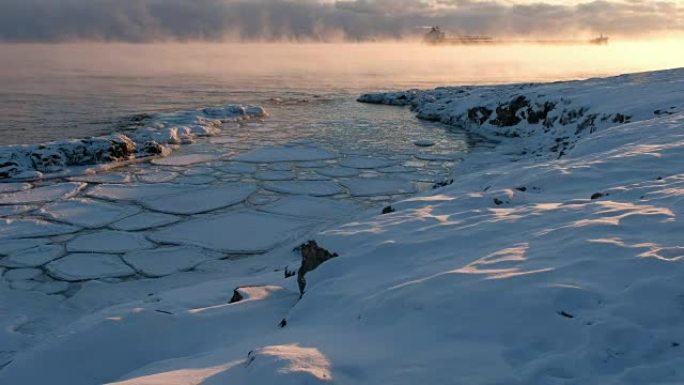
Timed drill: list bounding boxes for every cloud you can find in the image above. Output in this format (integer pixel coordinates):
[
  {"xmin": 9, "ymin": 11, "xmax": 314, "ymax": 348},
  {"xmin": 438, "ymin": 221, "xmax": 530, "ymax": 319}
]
[{"xmin": 0, "ymin": 0, "xmax": 681, "ymax": 42}]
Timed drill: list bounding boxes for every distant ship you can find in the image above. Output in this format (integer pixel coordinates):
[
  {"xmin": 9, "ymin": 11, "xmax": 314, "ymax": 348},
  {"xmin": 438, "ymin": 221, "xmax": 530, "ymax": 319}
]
[
  {"xmin": 424, "ymin": 26, "xmax": 609, "ymax": 46},
  {"xmin": 423, "ymin": 26, "xmax": 494, "ymax": 45},
  {"xmin": 589, "ymin": 34, "xmax": 610, "ymax": 45}
]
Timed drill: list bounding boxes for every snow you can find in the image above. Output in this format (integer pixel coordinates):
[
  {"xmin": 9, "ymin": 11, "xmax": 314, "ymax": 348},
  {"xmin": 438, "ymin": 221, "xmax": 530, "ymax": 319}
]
[
  {"xmin": 122, "ymin": 247, "xmax": 222, "ymax": 277},
  {"xmin": 149, "ymin": 211, "xmax": 313, "ymax": 254},
  {"xmin": 262, "ymin": 181, "xmax": 343, "ymax": 196},
  {"xmin": 236, "ymin": 146, "xmax": 337, "ymax": 163},
  {"xmin": 2, "ymin": 68, "xmax": 684, "ymax": 385},
  {"xmin": 46, "ymin": 253, "xmax": 136, "ymax": 281},
  {"xmin": 66, "ymin": 230, "xmax": 155, "ymax": 253},
  {"xmin": 39, "ymin": 198, "xmax": 141, "ymax": 228},
  {"xmin": 138, "ymin": 184, "xmax": 257, "ymax": 215},
  {"xmin": 0, "ymin": 182, "xmax": 85, "ymax": 205}
]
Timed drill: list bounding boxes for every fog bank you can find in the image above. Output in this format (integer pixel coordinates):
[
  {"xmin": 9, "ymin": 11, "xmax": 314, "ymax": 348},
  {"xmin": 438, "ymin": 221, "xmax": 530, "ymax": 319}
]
[{"xmin": 0, "ymin": 0, "xmax": 682, "ymax": 42}]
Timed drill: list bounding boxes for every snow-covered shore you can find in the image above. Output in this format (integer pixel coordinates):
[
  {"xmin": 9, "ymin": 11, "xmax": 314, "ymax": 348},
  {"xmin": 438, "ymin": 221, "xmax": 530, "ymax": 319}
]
[
  {"xmin": 2, "ymin": 68, "xmax": 684, "ymax": 384},
  {"xmin": 0, "ymin": 105, "xmax": 266, "ymax": 180}
]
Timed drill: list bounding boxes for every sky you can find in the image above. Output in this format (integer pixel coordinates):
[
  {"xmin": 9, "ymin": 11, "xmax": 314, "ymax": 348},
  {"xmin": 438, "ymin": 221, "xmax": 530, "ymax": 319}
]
[{"xmin": 0, "ymin": 0, "xmax": 682, "ymax": 42}]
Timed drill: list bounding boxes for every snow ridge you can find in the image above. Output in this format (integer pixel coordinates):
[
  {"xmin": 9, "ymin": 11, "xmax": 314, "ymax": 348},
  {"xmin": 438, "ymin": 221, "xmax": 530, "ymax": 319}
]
[{"xmin": 0, "ymin": 104, "xmax": 267, "ymax": 180}]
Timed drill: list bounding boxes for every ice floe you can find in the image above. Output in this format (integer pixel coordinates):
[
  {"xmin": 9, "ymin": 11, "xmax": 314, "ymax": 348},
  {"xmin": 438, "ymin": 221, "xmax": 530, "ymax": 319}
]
[
  {"xmin": 315, "ymin": 167, "xmax": 360, "ymax": 178},
  {"xmin": 259, "ymin": 196, "xmax": 361, "ymax": 220},
  {"xmin": 262, "ymin": 181, "xmax": 343, "ymax": 196},
  {"xmin": 236, "ymin": 146, "xmax": 337, "ymax": 163},
  {"xmin": 0, "ymin": 205, "xmax": 37, "ymax": 217},
  {"xmin": 0, "ymin": 183, "xmax": 85, "ymax": 205},
  {"xmin": 0, "ymin": 218, "xmax": 80, "ymax": 240},
  {"xmin": 122, "ymin": 246, "xmax": 222, "ymax": 277},
  {"xmin": 151, "ymin": 154, "xmax": 217, "ymax": 166},
  {"xmin": 136, "ymin": 170, "xmax": 179, "ymax": 183},
  {"xmin": 139, "ymin": 184, "xmax": 256, "ymax": 215},
  {"xmin": 254, "ymin": 171, "xmax": 297, "ymax": 181},
  {"xmin": 110, "ymin": 212, "xmax": 181, "ymax": 231},
  {"xmin": 3, "ymin": 267, "xmax": 43, "ymax": 281},
  {"xmin": 339, "ymin": 156, "xmax": 396, "ymax": 169},
  {"xmin": 66, "ymin": 230, "xmax": 155, "ymax": 253},
  {"xmin": 68, "ymin": 172, "xmax": 133, "ymax": 184},
  {"xmin": 1, "ymin": 245, "xmax": 64, "ymax": 267},
  {"xmin": 149, "ymin": 211, "xmax": 313, "ymax": 254},
  {"xmin": 0, "ymin": 183, "xmax": 31, "ymax": 193},
  {"xmin": 87, "ymin": 183, "xmax": 195, "ymax": 202},
  {"xmin": 0, "ymin": 239, "xmax": 48, "ymax": 254},
  {"xmin": 216, "ymin": 162, "xmax": 258, "ymax": 174},
  {"xmin": 39, "ymin": 198, "xmax": 140, "ymax": 228},
  {"xmin": 46, "ymin": 254, "xmax": 136, "ymax": 281},
  {"xmin": 341, "ymin": 178, "xmax": 417, "ymax": 197}
]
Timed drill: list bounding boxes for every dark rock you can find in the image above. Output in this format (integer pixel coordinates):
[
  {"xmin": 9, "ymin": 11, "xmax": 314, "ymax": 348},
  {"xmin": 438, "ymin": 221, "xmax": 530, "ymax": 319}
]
[
  {"xmin": 229, "ymin": 288, "xmax": 244, "ymax": 304},
  {"xmin": 139, "ymin": 141, "xmax": 166, "ymax": 156},
  {"xmin": 284, "ymin": 266, "xmax": 296, "ymax": 278},
  {"xmin": 526, "ymin": 101, "xmax": 556, "ymax": 125},
  {"xmin": 467, "ymin": 106, "xmax": 493, "ymax": 125},
  {"xmin": 590, "ymin": 192, "xmax": 604, "ymax": 200},
  {"xmin": 515, "ymin": 186, "xmax": 527, "ymax": 192},
  {"xmin": 432, "ymin": 179, "xmax": 454, "ymax": 189},
  {"xmin": 493, "ymin": 198, "xmax": 504, "ymax": 205},
  {"xmin": 612, "ymin": 113, "xmax": 631, "ymax": 124},
  {"xmin": 490, "ymin": 96, "xmax": 529, "ymax": 127},
  {"xmin": 30, "ymin": 149, "xmax": 66, "ymax": 173},
  {"xmin": 279, "ymin": 318, "xmax": 288, "ymax": 328},
  {"xmin": 382, "ymin": 206, "xmax": 395, "ymax": 215},
  {"xmin": 558, "ymin": 311, "xmax": 575, "ymax": 319},
  {"xmin": 295, "ymin": 240, "xmax": 339, "ymax": 296},
  {"xmin": 576, "ymin": 113, "xmax": 598, "ymax": 134}
]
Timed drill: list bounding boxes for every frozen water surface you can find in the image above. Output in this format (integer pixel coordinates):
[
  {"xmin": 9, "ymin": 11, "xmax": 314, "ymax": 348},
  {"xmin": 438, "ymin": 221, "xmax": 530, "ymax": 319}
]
[{"xmin": 0, "ymin": 93, "xmax": 475, "ymax": 292}]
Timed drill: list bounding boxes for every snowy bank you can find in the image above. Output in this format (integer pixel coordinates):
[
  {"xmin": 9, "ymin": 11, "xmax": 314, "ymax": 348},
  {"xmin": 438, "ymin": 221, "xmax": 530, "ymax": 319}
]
[
  {"xmin": 360, "ymin": 69, "xmax": 684, "ymax": 163},
  {"xmin": 2, "ymin": 69, "xmax": 684, "ymax": 384},
  {"xmin": 0, "ymin": 105, "xmax": 266, "ymax": 180}
]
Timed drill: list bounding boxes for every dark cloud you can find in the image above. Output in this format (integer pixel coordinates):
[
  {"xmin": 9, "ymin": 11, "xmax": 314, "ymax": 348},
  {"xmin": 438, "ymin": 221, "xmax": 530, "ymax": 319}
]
[{"xmin": 0, "ymin": 0, "xmax": 681, "ymax": 42}]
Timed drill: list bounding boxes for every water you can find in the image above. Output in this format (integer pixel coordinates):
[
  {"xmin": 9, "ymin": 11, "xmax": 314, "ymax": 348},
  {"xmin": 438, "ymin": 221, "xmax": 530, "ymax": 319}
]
[{"xmin": 1, "ymin": 41, "xmax": 682, "ymax": 145}]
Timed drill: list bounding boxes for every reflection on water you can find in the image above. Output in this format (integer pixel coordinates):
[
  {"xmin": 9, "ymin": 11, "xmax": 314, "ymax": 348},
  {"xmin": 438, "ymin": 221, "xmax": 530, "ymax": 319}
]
[{"xmin": 0, "ymin": 41, "xmax": 682, "ymax": 144}]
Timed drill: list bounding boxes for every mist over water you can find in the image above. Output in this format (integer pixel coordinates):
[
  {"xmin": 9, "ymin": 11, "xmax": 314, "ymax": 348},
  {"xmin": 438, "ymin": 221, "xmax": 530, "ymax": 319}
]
[{"xmin": 0, "ymin": 40, "xmax": 683, "ymax": 145}]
